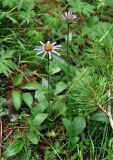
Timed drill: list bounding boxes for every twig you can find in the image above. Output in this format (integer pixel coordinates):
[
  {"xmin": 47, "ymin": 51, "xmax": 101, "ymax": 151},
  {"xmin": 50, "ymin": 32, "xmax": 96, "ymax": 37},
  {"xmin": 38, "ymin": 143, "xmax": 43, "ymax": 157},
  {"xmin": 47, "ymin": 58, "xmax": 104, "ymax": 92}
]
[
  {"xmin": 96, "ymin": 103, "xmax": 109, "ymax": 116},
  {"xmin": 5, "ymin": 126, "xmax": 28, "ymax": 131},
  {"xmin": 1, "ymin": 131, "xmax": 13, "ymax": 144},
  {"xmin": 107, "ymin": 88, "xmax": 113, "ymax": 129},
  {"xmin": 96, "ymin": 88, "xmax": 113, "ymax": 129}
]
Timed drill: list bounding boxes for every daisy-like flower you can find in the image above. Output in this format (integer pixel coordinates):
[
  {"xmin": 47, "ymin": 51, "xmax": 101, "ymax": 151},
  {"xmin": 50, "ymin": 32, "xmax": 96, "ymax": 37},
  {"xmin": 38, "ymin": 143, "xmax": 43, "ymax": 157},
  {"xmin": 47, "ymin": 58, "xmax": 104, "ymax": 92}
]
[
  {"xmin": 62, "ymin": 11, "xmax": 77, "ymax": 23},
  {"xmin": 34, "ymin": 41, "xmax": 62, "ymax": 60}
]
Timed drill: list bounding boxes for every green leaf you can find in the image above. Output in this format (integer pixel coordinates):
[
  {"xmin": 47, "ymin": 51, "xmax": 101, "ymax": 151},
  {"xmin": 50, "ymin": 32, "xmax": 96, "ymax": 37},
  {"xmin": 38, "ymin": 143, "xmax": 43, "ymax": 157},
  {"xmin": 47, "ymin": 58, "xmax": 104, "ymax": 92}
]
[
  {"xmin": 22, "ymin": 81, "xmax": 40, "ymax": 90},
  {"xmin": 27, "ymin": 132, "xmax": 39, "ymax": 144},
  {"xmin": 71, "ymin": 136, "xmax": 79, "ymax": 146},
  {"xmin": 49, "ymin": 57, "xmax": 61, "ymax": 75},
  {"xmin": 50, "ymin": 65, "xmax": 61, "ymax": 75},
  {"xmin": 62, "ymin": 118, "xmax": 74, "ymax": 137},
  {"xmin": 73, "ymin": 116, "xmax": 86, "ymax": 135},
  {"xmin": 90, "ymin": 111, "xmax": 108, "ymax": 123},
  {"xmin": 4, "ymin": 140, "xmax": 24, "ymax": 158},
  {"xmin": 42, "ymin": 78, "xmax": 48, "ymax": 88},
  {"xmin": 12, "ymin": 90, "xmax": 22, "ymax": 110},
  {"xmin": 13, "ymin": 73, "xmax": 23, "ymax": 86},
  {"xmin": 33, "ymin": 113, "xmax": 48, "ymax": 126},
  {"xmin": 54, "ymin": 82, "xmax": 67, "ymax": 95},
  {"xmin": 58, "ymin": 104, "xmax": 67, "ymax": 115},
  {"xmin": 35, "ymin": 90, "xmax": 47, "ymax": 102},
  {"xmin": 32, "ymin": 102, "xmax": 48, "ymax": 116},
  {"xmin": 22, "ymin": 93, "xmax": 33, "ymax": 108}
]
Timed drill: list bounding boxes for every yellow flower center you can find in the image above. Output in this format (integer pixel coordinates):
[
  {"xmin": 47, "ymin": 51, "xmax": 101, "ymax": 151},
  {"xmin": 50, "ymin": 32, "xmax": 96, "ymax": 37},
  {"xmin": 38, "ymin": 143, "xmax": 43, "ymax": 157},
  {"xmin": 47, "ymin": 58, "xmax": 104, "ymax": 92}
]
[
  {"xmin": 45, "ymin": 44, "xmax": 53, "ymax": 51},
  {"xmin": 66, "ymin": 15, "xmax": 72, "ymax": 20}
]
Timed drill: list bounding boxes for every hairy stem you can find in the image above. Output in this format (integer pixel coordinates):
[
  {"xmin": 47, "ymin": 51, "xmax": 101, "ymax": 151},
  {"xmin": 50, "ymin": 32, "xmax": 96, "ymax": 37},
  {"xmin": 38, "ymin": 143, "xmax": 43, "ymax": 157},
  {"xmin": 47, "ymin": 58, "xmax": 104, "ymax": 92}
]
[
  {"xmin": 48, "ymin": 55, "xmax": 50, "ymax": 109},
  {"xmin": 66, "ymin": 22, "xmax": 70, "ymax": 84}
]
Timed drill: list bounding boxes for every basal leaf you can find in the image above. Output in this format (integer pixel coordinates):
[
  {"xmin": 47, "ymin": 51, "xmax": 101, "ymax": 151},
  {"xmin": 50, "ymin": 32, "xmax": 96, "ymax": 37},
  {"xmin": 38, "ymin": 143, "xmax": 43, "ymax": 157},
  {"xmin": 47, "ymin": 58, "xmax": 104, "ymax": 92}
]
[
  {"xmin": 4, "ymin": 140, "xmax": 24, "ymax": 158},
  {"xmin": 33, "ymin": 113, "xmax": 48, "ymax": 126},
  {"xmin": 12, "ymin": 90, "xmax": 22, "ymax": 110},
  {"xmin": 13, "ymin": 73, "xmax": 23, "ymax": 86},
  {"xmin": 22, "ymin": 81, "xmax": 40, "ymax": 90},
  {"xmin": 27, "ymin": 132, "xmax": 39, "ymax": 144},
  {"xmin": 90, "ymin": 111, "xmax": 108, "ymax": 123},
  {"xmin": 73, "ymin": 116, "xmax": 86, "ymax": 135},
  {"xmin": 54, "ymin": 82, "xmax": 67, "ymax": 95},
  {"xmin": 22, "ymin": 92, "xmax": 33, "ymax": 108}
]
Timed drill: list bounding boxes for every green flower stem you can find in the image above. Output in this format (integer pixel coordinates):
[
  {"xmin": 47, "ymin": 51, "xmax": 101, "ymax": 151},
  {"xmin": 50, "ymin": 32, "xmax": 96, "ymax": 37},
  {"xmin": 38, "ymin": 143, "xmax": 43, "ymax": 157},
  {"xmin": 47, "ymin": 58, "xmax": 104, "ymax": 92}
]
[
  {"xmin": 47, "ymin": 54, "xmax": 50, "ymax": 109},
  {"xmin": 66, "ymin": 22, "xmax": 70, "ymax": 84}
]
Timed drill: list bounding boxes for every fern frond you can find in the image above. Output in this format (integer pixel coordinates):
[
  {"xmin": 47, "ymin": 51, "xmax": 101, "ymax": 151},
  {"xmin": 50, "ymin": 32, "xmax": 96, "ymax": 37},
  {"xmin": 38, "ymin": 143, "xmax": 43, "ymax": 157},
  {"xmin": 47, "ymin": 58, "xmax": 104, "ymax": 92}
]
[{"xmin": 0, "ymin": 50, "xmax": 17, "ymax": 76}]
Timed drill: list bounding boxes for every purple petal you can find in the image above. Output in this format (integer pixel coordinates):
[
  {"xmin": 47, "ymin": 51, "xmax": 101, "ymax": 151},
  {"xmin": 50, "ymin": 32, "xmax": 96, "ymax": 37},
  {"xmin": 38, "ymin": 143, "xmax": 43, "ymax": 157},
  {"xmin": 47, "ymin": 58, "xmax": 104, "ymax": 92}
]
[
  {"xmin": 39, "ymin": 41, "xmax": 44, "ymax": 46},
  {"xmin": 41, "ymin": 52, "xmax": 47, "ymax": 59},
  {"xmin": 52, "ymin": 50, "xmax": 61, "ymax": 56},
  {"xmin": 36, "ymin": 50, "xmax": 44, "ymax": 55}
]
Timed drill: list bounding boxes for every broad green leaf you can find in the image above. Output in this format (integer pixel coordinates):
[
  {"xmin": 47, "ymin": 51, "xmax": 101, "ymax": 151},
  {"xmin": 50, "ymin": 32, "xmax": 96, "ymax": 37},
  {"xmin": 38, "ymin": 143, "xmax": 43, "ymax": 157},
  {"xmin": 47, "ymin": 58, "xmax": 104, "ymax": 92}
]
[
  {"xmin": 50, "ymin": 67, "xmax": 61, "ymax": 75},
  {"xmin": 22, "ymin": 81, "xmax": 40, "ymax": 90},
  {"xmin": 90, "ymin": 111, "xmax": 108, "ymax": 123},
  {"xmin": 49, "ymin": 62, "xmax": 61, "ymax": 75},
  {"xmin": 54, "ymin": 82, "xmax": 67, "ymax": 95},
  {"xmin": 42, "ymin": 78, "xmax": 48, "ymax": 88},
  {"xmin": 71, "ymin": 136, "xmax": 79, "ymax": 146},
  {"xmin": 62, "ymin": 118, "xmax": 74, "ymax": 137},
  {"xmin": 27, "ymin": 132, "xmax": 39, "ymax": 144},
  {"xmin": 31, "ymin": 102, "xmax": 48, "ymax": 118},
  {"xmin": 12, "ymin": 90, "xmax": 22, "ymax": 110},
  {"xmin": 57, "ymin": 104, "xmax": 67, "ymax": 115},
  {"xmin": 33, "ymin": 113, "xmax": 48, "ymax": 126},
  {"xmin": 22, "ymin": 93, "xmax": 33, "ymax": 108},
  {"xmin": 13, "ymin": 73, "xmax": 23, "ymax": 86},
  {"xmin": 35, "ymin": 90, "xmax": 47, "ymax": 102},
  {"xmin": 73, "ymin": 116, "xmax": 86, "ymax": 135},
  {"xmin": 4, "ymin": 140, "xmax": 24, "ymax": 158}
]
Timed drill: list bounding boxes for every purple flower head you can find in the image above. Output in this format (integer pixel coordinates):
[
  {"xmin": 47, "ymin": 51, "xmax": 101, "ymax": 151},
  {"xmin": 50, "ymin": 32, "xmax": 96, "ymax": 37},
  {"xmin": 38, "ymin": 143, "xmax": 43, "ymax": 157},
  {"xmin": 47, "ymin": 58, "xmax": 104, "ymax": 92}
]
[
  {"xmin": 62, "ymin": 11, "xmax": 77, "ymax": 23},
  {"xmin": 34, "ymin": 41, "xmax": 62, "ymax": 60}
]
